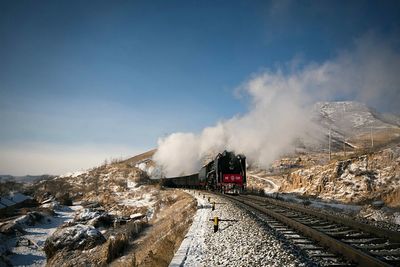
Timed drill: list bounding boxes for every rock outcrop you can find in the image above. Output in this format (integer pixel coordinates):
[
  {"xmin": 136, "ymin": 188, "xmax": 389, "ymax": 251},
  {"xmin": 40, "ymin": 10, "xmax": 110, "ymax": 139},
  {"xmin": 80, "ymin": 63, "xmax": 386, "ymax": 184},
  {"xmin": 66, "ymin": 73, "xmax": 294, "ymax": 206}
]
[
  {"xmin": 280, "ymin": 147, "xmax": 400, "ymax": 206},
  {"xmin": 44, "ymin": 224, "xmax": 106, "ymax": 259}
]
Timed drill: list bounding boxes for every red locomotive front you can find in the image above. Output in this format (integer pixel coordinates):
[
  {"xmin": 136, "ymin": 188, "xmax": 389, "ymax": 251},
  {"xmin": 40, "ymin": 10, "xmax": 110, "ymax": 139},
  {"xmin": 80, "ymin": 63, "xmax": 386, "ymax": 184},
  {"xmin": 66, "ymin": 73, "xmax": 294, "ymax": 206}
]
[{"xmin": 222, "ymin": 174, "xmax": 243, "ymax": 184}]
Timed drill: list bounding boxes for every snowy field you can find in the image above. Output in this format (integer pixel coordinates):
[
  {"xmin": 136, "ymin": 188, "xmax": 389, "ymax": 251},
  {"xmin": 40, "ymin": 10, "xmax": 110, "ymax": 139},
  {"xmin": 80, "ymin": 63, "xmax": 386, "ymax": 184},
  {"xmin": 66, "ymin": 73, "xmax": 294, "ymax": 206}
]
[
  {"xmin": 2, "ymin": 204, "xmax": 82, "ymax": 266},
  {"xmin": 170, "ymin": 191, "xmax": 313, "ymax": 267}
]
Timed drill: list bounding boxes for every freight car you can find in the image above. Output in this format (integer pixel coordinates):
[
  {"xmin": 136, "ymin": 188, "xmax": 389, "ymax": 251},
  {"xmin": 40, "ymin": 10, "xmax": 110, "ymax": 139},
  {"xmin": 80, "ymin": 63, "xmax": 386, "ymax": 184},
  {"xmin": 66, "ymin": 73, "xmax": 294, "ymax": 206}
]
[{"xmin": 165, "ymin": 151, "xmax": 246, "ymax": 194}]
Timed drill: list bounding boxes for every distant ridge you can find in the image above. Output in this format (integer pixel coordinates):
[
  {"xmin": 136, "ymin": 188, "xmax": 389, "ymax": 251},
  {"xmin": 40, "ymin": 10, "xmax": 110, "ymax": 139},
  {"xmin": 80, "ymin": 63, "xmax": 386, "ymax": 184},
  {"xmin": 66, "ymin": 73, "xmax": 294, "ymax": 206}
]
[{"xmin": 0, "ymin": 174, "xmax": 55, "ymax": 184}]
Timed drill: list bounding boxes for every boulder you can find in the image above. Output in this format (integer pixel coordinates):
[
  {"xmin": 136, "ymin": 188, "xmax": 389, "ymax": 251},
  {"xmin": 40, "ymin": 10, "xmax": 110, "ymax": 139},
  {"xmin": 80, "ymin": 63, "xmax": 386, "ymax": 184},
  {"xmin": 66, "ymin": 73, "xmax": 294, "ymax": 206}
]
[
  {"xmin": 371, "ymin": 200, "xmax": 385, "ymax": 209},
  {"xmin": 55, "ymin": 192, "xmax": 73, "ymax": 206},
  {"xmin": 44, "ymin": 224, "xmax": 105, "ymax": 259},
  {"xmin": 0, "ymin": 221, "xmax": 25, "ymax": 235},
  {"xmin": 75, "ymin": 208, "xmax": 113, "ymax": 228},
  {"xmin": 14, "ymin": 211, "xmax": 44, "ymax": 226}
]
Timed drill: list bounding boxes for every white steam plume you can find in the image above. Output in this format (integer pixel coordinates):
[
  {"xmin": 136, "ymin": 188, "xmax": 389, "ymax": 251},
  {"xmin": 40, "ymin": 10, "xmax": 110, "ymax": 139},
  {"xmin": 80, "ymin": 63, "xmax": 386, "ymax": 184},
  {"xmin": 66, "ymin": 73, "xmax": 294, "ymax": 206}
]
[{"xmin": 153, "ymin": 34, "xmax": 400, "ymax": 177}]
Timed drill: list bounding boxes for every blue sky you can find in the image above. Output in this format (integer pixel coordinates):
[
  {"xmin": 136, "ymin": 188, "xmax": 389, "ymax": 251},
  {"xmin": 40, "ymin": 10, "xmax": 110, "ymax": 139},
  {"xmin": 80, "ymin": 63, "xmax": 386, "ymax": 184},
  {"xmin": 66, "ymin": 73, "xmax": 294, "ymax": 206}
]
[{"xmin": 1, "ymin": 0, "xmax": 399, "ymax": 175}]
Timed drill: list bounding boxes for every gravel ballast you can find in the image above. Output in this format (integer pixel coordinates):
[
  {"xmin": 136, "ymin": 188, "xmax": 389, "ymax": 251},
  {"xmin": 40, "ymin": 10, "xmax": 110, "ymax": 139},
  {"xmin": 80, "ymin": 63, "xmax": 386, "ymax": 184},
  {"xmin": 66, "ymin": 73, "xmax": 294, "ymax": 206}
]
[{"xmin": 170, "ymin": 190, "xmax": 315, "ymax": 267}]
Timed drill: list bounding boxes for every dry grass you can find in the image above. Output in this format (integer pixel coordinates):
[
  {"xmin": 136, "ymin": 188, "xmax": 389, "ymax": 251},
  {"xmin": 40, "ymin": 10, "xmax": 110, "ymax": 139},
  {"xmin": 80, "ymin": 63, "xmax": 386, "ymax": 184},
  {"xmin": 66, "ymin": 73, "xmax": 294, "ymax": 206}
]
[
  {"xmin": 46, "ymin": 189, "xmax": 196, "ymax": 267},
  {"xmin": 103, "ymin": 233, "xmax": 129, "ymax": 263},
  {"xmin": 129, "ymin": 190, "xmax": 196, "ymax": 267},
  {"xmin": 350, "ymin": 128, "xmax": 400, "ymax": 148},
  {"xmin": 121, "ymin": 149, "xmax": 157, "ymax": 166}
]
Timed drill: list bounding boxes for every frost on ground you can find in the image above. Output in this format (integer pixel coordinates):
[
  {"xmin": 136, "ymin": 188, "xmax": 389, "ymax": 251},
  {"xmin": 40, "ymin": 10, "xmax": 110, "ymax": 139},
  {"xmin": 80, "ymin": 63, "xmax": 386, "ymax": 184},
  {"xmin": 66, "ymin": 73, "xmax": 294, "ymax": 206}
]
[
  {"xmin": 0, "ymin": 204, "xmax": 82, "ymax": 267},
  {"xmin": 170, "ymin": 191, "xmax": 312, "ymax": 267},
  {"xmin": 1, "ymin": 152, "xmax": 196, "ymax": 267},
  {"xmin": 169, "ymin": 192, "xmax": 209, "ymax": 267},
  {"xmin": 247, "ymin": 143, "xmax": 400, "ymax": 230}
]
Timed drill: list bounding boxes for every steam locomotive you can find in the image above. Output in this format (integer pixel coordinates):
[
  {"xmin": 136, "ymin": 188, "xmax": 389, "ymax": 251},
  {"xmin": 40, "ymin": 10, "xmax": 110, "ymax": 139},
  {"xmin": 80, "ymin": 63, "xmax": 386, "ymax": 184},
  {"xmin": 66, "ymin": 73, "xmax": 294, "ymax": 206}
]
[{"xmin": 164, "ymin": 151, "xmax": 246, "ymax": 194}]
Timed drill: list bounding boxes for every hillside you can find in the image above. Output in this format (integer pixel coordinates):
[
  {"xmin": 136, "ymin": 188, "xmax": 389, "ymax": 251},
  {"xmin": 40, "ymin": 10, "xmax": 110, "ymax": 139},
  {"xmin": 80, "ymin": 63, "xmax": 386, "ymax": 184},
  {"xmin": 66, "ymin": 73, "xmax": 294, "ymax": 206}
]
[
  {"xmin": 0, "ymin": 152, "xmax": 196, "ymax": 267},
  {"xmin": 0, "ymin": 175, "xmax": 55, "ymax": 184}
]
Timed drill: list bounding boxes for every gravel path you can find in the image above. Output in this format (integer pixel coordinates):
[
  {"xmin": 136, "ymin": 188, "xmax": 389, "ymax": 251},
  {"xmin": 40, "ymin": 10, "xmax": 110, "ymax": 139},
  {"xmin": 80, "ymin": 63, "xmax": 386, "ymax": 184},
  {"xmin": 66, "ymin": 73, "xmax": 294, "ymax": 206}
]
[{"xmin": 170, "ymin": 190, "xmax": 315, "ymax": 267}]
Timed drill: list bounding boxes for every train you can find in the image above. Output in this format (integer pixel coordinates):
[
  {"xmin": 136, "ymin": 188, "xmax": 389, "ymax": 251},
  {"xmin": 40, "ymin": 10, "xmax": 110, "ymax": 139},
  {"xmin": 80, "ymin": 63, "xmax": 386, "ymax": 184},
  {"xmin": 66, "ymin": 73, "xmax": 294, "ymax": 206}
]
[{"xmin": 163, "ymin": 151, "xmax": 246, "ymax": 194}]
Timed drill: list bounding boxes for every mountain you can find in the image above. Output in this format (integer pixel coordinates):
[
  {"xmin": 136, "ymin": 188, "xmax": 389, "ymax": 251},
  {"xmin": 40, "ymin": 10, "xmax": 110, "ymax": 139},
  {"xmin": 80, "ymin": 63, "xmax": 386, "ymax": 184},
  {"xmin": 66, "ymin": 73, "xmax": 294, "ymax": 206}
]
[
  {"xmin": 314, "ymin": 101, "xmax": 398, "ymax": 133},
  {"xmin": 0, "ymin": 175, "xmax": 55, "ymax": 184},
  {"xmin": 312, "ymin": 101, "xmax": 400, "ymax": 149}
]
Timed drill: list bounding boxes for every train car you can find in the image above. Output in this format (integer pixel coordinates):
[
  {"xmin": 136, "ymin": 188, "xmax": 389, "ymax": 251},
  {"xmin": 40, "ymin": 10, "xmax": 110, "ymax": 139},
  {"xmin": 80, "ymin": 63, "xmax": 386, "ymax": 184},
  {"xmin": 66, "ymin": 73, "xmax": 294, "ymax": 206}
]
[
  {"xmin": 164, "ymin": 173, "xmax": 201, "ymax": 188},
  {"xmin": 166, "ymin": 150, "xmax": 246, "ymax": 194}
]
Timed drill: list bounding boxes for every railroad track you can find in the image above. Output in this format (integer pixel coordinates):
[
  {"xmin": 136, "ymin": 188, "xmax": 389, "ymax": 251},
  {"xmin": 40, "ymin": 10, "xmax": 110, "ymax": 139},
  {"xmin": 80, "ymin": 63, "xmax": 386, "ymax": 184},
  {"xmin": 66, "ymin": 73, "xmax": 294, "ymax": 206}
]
[{"xmin": 221, "ymin": 193, "xmax": 400, "ymax": 267}]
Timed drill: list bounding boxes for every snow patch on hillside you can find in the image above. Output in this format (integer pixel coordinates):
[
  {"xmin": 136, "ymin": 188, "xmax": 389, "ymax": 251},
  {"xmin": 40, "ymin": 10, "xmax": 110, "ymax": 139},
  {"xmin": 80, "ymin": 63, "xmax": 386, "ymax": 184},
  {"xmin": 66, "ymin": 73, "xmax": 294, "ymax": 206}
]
[
  {"xmin": 3, "ymin": 204, "xmax": 82, "ymax": 266},
  {"xmin": 60, "ymin": 170, "xmax": 87, "ymax": 178}
]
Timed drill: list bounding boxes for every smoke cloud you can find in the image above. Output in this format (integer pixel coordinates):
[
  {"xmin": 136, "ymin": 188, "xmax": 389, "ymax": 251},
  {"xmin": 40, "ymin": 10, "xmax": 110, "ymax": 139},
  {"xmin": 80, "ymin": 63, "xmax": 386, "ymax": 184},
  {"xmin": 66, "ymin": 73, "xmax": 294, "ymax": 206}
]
[{"xmin": 153, "ymin": 34, "xmax": 400, "ymax": 177}]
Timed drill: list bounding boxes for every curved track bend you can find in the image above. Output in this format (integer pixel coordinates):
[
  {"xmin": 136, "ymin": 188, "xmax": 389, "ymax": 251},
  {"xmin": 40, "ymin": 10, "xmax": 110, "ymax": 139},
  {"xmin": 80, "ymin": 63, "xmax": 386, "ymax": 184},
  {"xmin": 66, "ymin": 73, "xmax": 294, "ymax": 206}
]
[{"xmin": 219, "ymin": 193, "xmax": 400, "ymax": 267}]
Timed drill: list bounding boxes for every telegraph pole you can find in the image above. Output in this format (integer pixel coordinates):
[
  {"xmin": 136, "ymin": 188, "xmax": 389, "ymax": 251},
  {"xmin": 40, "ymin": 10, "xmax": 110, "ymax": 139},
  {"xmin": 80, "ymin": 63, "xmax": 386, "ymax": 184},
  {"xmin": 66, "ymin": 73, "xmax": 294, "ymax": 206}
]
[
  {"xmin": 328, "ymin": 126, "xmax": 332, "ymax": 160},
  {"xmin": 343, "ymin": 137, "xmax": 346, "ymax": 157},
  {"xmin": 370, "ymin": 125, "xmax": 374, "ymax": 148},
  {"xmin": 342, "ymin": 103, "xmax": 346, "ymax": 157}
]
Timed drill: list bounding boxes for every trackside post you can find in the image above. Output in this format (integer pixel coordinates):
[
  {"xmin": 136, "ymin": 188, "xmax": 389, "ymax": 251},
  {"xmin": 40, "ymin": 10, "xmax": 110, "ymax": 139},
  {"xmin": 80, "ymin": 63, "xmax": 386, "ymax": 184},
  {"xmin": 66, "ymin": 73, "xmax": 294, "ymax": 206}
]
[
  {"xmin": 209, "ymin": 217, "xmax": 238, "ymax": 233},
  {"xmin": 213, "ymin": 216, "xmax": 219, "ymax": 232}
]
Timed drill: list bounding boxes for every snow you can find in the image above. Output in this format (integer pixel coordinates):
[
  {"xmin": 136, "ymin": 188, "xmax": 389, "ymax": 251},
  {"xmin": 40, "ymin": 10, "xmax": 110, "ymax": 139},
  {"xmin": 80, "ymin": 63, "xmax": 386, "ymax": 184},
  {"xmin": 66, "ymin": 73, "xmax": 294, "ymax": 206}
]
[
  {"xmin": 314, "ymin": 101, "xmax": 397, "ymax": 134},
  {"xmin": 169, "ymin": 191, "xmax": 310, "ymax": 266},
  {"xmin": 309, "ymin": 200, "xmax": 362, "ymax": 213},
  {"xmin": 129, "ymin": 213, "xmax": 144, "ymax": 219},
  {"xmin": 169, "ymin": 192, "xmax": 209, "ymax": 267},
  {"xmin": 4, "ymin": 204, "xmax": 83, "ymax": 266},
  {"xmin": 9, "ymin": 193, "xmax": 31, "ymax": 203},
  {"xmin": 274, "ymin": 192, "xmax": 362, "ymax": 212},
  {"xmin": 59, "ymin": 170, "xmax": 87, "ymax": 178},
  {"xmin": 0, "ymin": 197, "xmax": 15, "ymax": 207},
  {"xmin": 116, "ymin": 190, "xmax": 158, "ymax": 220},
  {"xmin": 75, "ymin": 209, "xmax": 102, "ymax": 221},
  {"xmin": 248, "ymin": 173, "xmax": 279, "ymax": 193},
  {"xmin": 127, "ymin": 180, "xmax": 137, "ymax": 188},
  {"xmin": 119, "ymin": 193, "xmax": 156, "ymax": 208},
  {"xmin": 394, "ymin": 213, "xmax": 400, "ymax": 225},
  {"xmin": 50, "ymin": 223, "xmax": 102, "ymax": 242},
  {"xmin": 147, "ymin": 166, "xmax": 155, "ymax": 175},
  {"xmin": 136, "ymin": 163, "xmax": 147, "ymax": 171},
  {"xmin": 0, "ymin": 193, "xmax": 31, "ymax": 208}
]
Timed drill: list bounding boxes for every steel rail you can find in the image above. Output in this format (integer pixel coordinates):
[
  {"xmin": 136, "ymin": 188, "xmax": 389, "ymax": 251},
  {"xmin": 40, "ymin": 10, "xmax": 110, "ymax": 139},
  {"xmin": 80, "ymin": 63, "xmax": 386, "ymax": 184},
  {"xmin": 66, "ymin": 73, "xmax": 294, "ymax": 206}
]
[
  {"xmin": 221, "ymin": 194, "xmax": 393, "ymax": 267},
  {"xmin": 246, "ymin": 194, "xmax": 400, "ymax": 244}
]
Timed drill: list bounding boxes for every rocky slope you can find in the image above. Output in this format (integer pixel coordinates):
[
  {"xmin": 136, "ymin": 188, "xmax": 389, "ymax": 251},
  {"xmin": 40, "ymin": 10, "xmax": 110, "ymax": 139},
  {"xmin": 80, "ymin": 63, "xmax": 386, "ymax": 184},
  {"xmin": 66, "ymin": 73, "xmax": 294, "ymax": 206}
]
[
  {"xmin": 279, "ymin": 147, "xmax": 400, "ymax": 206},
  {"xmin": 1, "ymin": 149, "xmax": 196, "ymax": 267}
]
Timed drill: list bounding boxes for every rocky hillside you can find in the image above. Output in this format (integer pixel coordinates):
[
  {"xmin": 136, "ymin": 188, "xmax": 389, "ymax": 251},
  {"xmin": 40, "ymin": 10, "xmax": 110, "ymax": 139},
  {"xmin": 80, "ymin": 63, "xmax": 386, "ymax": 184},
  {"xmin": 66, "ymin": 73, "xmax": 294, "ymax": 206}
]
[
  {"xmin": 279, "ymin": 147, "xmax": 400, "ymax": 206},
  {"xmin": 1, "ymin": 149, "xmax": 196, "ymax": 267}
]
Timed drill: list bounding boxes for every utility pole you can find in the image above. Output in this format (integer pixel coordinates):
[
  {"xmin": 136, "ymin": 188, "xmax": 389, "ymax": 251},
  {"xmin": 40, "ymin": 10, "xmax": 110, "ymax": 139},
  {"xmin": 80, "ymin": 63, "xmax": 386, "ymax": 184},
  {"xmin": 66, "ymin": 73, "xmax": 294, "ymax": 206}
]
[
  {"xmin": 343, "ymin": 137, "xmax": 346, "ymax": 157},
  {"xmin": 370, "ymin": 125, "xmax": 374, "ymax": 148},
  {"xmin": 328, "ymin": 126, "xmax": 332, "ymax": 161},
  {"xmin": 342, "ymin": 103, "xmax": 346, "ymax": 157}
]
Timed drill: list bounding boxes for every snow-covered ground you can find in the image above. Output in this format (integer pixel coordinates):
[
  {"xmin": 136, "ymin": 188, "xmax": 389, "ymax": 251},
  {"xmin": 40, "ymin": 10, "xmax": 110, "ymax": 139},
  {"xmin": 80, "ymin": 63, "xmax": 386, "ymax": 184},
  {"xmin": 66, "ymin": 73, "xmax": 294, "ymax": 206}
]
[
  {"xmin": 247, "ymin": 173, "xmax": 279, "ymax": 193},
  {"xmin": 169, "ymin": 192, "xmax": 209, "ymax": 267},
  {"xmin": 3, "ymin": 204, "xmax": 82, "ymax": 267},
  {"xmin": 267, "ymin": 192, "xmax": 363, "ymax": 213},
  {"xmin": 170, "ymin": 191, "xmax": 311, "ymax": 267},
  {"xmin": 0, "ymin": 193, "xmax": 31, "ymax": 209},
  {"xmin": 59, "ymin": 170, "xmax": 87, "ymax": 178}
]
